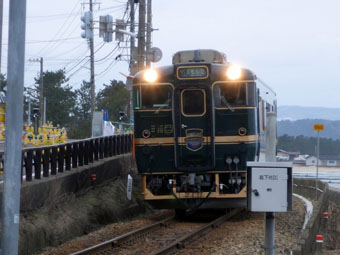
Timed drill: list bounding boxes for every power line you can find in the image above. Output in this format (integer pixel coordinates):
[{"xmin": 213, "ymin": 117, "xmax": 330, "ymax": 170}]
[{"xmin": 30, "ymin": 0, "xmax": 82, "ymax": 57}]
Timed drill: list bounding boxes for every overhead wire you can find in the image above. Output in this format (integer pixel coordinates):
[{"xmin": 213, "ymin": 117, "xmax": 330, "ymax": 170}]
[{"xmin": 30, "ymin": 0, "xmax": 82, "ymax": 58}]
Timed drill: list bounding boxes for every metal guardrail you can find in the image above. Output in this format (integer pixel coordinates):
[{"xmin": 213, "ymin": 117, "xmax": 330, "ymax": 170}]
[{"xmin": 0, "ymin": 134, "xmax": 133, "ymax": 182}]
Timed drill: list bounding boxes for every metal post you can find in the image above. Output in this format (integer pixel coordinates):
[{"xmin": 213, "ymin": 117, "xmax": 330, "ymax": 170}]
[
  {"xmin": 39, "ymin": 57, "xmax": 43, "ymax": 126},
  {"xmin": 28, "ymin": 96, "xmax": 31, "ymax": 125},
  {"xmin": 89, "ymin": 0, "xmax": 95, "ymax": 137},
  {"xmin": 265, "ymin": 111, "xmax": 277, "ymax": 255},
  {"xmin": 316, "ymin": 130, "xmax": 320, "ymax": 200},
  {"xmin": 265, "ymin": 112, "xmax": 276, "ymax": 162},
  {"xmin": 43, "ymin": 96, "xmax": 46, "ymax": 125},
  {"xmin": 1, "ymin": 0, "xmax": 27, "ymax": 254},
  {"xmin": 137, "ymin": 0, "xmax": 146, "ymax": 72},
  {"xmin": 0, "ymin": 0, "xmax": 3, "ymax": 76},
  {"xmin": 146, "ymin": 0, "xmax": 152, "ymax": 68},
  {"xmin": 127, "ymin": 0, "xmax": 136, "ymax": 124}
]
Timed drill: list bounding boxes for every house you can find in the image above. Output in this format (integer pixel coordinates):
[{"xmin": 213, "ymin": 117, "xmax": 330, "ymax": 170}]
[
  {"xmin": 277, "ymin": 149, "xmax": 300, "ymax": 161},
  {"xmin": 306, "ymin": 155, "xmax": 340, "ymax": 167}
]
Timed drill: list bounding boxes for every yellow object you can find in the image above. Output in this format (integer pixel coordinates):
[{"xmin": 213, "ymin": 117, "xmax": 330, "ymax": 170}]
[
  {"xmin": 313, "ymin": 124, "xmax": 324, "ymax": 132},
  {"xmin": 0, "ymin": 103, "xmax": 5, "ymax": 123}
]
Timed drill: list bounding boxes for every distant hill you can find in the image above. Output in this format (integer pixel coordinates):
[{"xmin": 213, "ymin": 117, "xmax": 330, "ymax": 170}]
[
  {"xmin": 278, "ymin": 106, "xmax": 340, "ymax": 121},
  {"xmin": 278, "ymin": 119, "xmax": 340, "ymax": 140}
]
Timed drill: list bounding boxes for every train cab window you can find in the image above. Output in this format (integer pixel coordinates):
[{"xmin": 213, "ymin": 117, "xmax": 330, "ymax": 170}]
[
  {"xmin": 135, "ymin": 85, "xmax": 172, "ymax": 109},
  {"xmin": 182, "ymin": 89, "xmax": 206, "ymax": 116},
  {"xmin": 213, "ymin": 82, "xmax": 255, "ymax": 107}
]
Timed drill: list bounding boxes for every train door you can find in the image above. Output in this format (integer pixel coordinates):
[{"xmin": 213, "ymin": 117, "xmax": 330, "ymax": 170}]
[{"xmin": 174, "ymin": 86, "xmax": 215, "ymax": 171}]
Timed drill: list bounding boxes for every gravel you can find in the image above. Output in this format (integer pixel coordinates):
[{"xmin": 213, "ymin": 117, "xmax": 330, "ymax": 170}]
[{"xmin": 36, "ymin": 196, "xmax": 306, "ymax": 255}]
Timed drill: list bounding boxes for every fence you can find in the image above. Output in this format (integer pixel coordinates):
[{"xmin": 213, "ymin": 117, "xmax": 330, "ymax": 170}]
[{"xmin": 0, "ymin": 134, "xmax": 133, "ymax": 182}]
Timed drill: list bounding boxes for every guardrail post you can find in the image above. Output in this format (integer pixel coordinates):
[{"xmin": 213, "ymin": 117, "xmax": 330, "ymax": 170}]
[
  {"xmin": 99, "ymin": 138, "xmax": 104, "ymax": 159},
  {"xmin": 108, "ymin": 136, "xmax": 113, "ymax": 157},
  {"xmin": 72, "ymin": 143, "xmax": 78, "ymax": 168},
  {"xmin": 128, "ymin": 134, "xmax": 132, "ymax": 152},
  {"xmin": 104, "ymin": 137, "xmax": 109, "ymax": 158},
  {"xmin": 25, "ymin": 151, "xmax": 33, "ymax": 181},
  {"xmin": 89, "ymin": 140, "xmax": 94, "ymax": 163},
  {"xmin": 122, "ymin": 135, "xmax": 127, "ymax": 154},
  {"xmin": 51, "ymin": 147, "xmax": 57, "ymax": 175},
  {"xmin": 78, "ymin": 142, "xmax": 84, "ymax": 166},
  {"xmin": 58, "ymin": 145, "xmax": 64, "ymax": 173},
  {"xmin": 125, "ymin": 134, "xmax": 129, "ymax": 153},
  {"xmin": 34, "ymin": 150, "xmax": 42, "ymax": 179},
  {"xmin": 84, "ymin": 141, "xmax": 89, "ymax": 165},
  {"xmin": 117, "ymin": 135, "xmax": 121, "ymax": 155},
  {"xmin": 113, "ymin": 136, "xmax": 117, "ymax": 156},
  {"xmin": 65, "ymin": 144, "xmax": 71, "ymax": 170},
  {"xmin": 43, "ymin": 148, "xmax": 50, "ymax": 177},
  {"xmin": 94, "ymin": 139, "xmax": 99, "ymax": 160}
]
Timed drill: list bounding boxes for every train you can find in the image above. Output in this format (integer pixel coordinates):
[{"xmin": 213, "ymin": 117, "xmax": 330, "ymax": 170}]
[{"xmin": 132, "ymin": 49, "xmax": 276, "ymax": 213}]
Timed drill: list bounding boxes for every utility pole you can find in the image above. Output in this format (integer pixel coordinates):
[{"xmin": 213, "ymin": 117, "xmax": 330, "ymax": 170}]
[
  {"xmin": 137, "ymin": 0, "xmax": 146, "ymax": 72},
  {"xmin": 89, "ymin": 0, "xmax": 95, "ymax": 136},
  {"xmin": 1, "ymin": 0, "xmax": 27, "ymax": 254},
  {"xmin": 39, "ymin": 57, "xmax": 43, "ymax": 126},
  {"xmin": 146, "ymin": 0, "xmax": 152, "ymax": 68},
  {"xmin": 127, "ymin": 0, "xmax": 136, "ymax": 123},
  {"xmin": 0, "ymin": 0, "xmax": 3, "ymax": 77}
]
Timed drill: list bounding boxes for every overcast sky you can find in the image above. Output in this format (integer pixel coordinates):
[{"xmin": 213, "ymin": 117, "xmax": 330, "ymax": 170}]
[{"xmin": 1, "ymin": 0, "xmax": 340, "ymax": 108}]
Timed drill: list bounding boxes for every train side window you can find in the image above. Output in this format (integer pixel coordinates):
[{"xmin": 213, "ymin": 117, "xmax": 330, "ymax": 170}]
[
  {"xmin": 140, "ymin": 85, "xmax": 172, "ymax": 109},
  {"xmin": 182, "ymin": 89, "xmax": 206, "ymax": 116}
]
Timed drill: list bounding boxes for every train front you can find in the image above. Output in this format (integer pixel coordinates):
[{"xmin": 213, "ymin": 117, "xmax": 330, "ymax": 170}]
[{"xmin": 133, "ymin": 50, "xmax": 259, "ymax": 210}]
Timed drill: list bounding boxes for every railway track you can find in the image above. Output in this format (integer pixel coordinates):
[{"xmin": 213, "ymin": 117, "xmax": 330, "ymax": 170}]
[{"xmin": 71, "ymin": 208, "xmax": 243, "ymax": 255}]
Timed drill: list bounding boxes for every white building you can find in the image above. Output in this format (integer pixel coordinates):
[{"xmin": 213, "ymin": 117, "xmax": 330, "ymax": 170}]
[{"xmin": 306, "ymin": 155, "xmax": 340, "ymax": 167}]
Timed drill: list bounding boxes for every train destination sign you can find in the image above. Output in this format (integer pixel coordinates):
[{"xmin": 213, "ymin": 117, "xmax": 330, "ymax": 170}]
[{"xmin": 177, "ymin": 66, "xmax": 208, "ymax": 79}]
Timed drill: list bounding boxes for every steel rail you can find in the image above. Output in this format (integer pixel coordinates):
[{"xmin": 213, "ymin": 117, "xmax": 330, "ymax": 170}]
[
  {"xmin": 70, "ymin": 216, "xmax": 175, "ymax": 255},
  {"xmin": 152, "ymin": 208, "xmax": 244, "ymax": 255}
]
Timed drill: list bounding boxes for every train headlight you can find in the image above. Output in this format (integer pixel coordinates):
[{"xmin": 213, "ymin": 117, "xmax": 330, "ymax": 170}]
[
  {"xmin": 144, "ymin": 69, "xmax": 158, "ymax": 82},
  {"xmin": 226, "ymin": 65, "xmax": 241, "ymax": 80}
]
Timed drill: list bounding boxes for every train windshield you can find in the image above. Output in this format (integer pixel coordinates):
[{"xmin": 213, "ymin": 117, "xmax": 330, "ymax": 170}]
[
  {"xmin": 213, "ymin": 82, "xmax": 255, "ymax": 107},
  {"xmin": 133, "ymin": 85, "xmax": 172, "ymax": 109}
]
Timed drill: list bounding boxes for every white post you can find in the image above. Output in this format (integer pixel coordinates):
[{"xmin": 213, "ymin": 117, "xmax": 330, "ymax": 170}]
[
  {"xmin": 316, "ymin": 130, "xmax": 320, "ymax": 200},
  {"xmin": 264, "ymin": 112, "xmax": 277, "ymax": 255}
]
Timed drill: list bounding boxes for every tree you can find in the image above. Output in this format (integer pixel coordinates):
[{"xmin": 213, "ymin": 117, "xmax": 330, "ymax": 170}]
[
  {"xmin": 34, "ymin": 69, "xmax": 76, "ymax": 127},
  {"xmin": 96, "ymin": 80, "xmax": 130, "ymax": 121},
  {"xmin": 68, "ymin": 81, "xmax": 92, "ymax": 139},
  {"xmin": 74, "ymin": 80, "xmax": 91, "ymax": 121},
  {"xmin": 0, "ymin": 73, "xmax": 6, "ymax": 94}
]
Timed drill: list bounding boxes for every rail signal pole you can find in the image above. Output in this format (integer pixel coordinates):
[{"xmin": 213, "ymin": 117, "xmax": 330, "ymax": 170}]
[
  {"xmin": 80, "ymin": 0, "xmax": 96, "ymax": 136},
  {"xmin": 146, "ymin": 0, "xmax": 152, "ymax": 68},
  {"xmin": 137, "ymin": 0, "xmax": 146, "ymax": 71},
  {"xmin": 313, "ymin": 123, "xmax": 324, "ymax": 200}
]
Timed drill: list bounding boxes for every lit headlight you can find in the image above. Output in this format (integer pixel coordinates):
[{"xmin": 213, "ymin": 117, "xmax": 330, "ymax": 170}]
[
  {"xmin": 144, "ymin": 69, "xmax": 158, "ymax": 82},
  {"xmin": 226, "ymin": 65, "xmax": 241, "ymax": 80}
]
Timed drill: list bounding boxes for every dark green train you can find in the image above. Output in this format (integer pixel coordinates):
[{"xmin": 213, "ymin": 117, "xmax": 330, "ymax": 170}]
[{"xmin": 132, "ymin": 49, "xmax": 276, "ymax": 211}]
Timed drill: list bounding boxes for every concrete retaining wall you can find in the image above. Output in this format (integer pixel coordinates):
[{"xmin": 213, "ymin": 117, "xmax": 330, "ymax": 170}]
[
  {"xmin": 323, "ymin": 187, "xmax": 340, "ymax": 252},
  {"xmin": 292, "ymin": 179, "xmax": 329, "ymax": 255},
  {"xmin": 0, "ymin": 153, "xmax": 147, "ymax": 255},
  {"xmin": 0, "ymin": 154, "xmax": 134, "ymax": 213}
]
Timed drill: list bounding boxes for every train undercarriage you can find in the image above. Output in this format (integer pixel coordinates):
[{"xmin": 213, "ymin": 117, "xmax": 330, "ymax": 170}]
[{"xmin": 141, "ymin": 172, "xmax": 247, "ymax": 209}]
